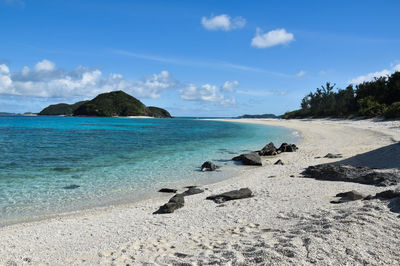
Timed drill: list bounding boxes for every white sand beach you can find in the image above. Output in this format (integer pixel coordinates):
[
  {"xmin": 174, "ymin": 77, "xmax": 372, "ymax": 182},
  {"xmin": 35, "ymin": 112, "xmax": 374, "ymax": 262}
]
[{"xmin": 0, "ymin": 118, "xmax": 399, "ymax": 265}]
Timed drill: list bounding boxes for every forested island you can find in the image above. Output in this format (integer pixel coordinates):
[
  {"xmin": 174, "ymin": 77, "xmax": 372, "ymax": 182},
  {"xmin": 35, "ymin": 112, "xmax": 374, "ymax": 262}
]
[
  {"xmin": 283, "ymin": 71, "xmax": 400, "ymax": 119},
  {"xmin": 38, "ymin": 91, "xmax": 172, "ymax": 118}
]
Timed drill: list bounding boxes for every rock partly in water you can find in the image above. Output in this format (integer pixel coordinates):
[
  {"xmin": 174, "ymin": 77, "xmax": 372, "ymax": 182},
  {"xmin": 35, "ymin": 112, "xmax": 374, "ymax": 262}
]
[
  {"xmin": 206, "ymin": 188, "xmax": 253, "ymax": 204},
  {"xmin": 274, "ymin": 159, "xmax": 284, "ymax": 165},
  {"xmin": 258, "ymin": 142, "xmax": 277, "ymax": 156},
  {"xmin": 324, "ymin": 153, "xmax": 343, "ymax": 158},
  {"xmin": 277, "ymin": 143, "xmax": 298, "ymax": 153},
  {"xmin": 158, "ymin": 188, "xmax": 177, "ymax": 193},
  {"xmin": 153, "ymin": 194, "xmax": 185, "ymax": 214},
  {"xmin": 232, "ymin": 155, "xmax": 244, "ymax": 161},
  {"xmin": 63, "ymin": 184, "xmax": 80, "ymax": 190},
  {"xmin": 365, "ymin": 188, "xmax": 400, "ymax": 200},
  {"xmin": 201, "ymin": 161, "xmax": 217, "ymax": 171},
  {"xmin": 241, "ymin": 153, "xmax": 262, "ymax": 166},
  {"xmin": 303, "ymin": 164, "xmax": 400, "ymax": 186}
]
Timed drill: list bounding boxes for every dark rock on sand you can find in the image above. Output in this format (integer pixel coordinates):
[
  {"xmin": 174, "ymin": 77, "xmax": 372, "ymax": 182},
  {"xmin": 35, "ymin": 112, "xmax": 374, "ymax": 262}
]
[
  {"xmin": 336, "ymin": 190, "xmax": 365, "ymax": 200},
  {"xmin": 63, "ymin": 184, "xmax": 80, "ymax": 189},
  {"xmin": 201, "ymin": 161, "xmax": 217, "ymax": 171},
  {"xmin": 277, "ymin": 143, "xmax": 298, "ymax": 153},
  {"xmin": 303, "ymin": 164, "xmax": 400, "ymax": 186},
  {"xmin": 158, "ymin": 188, "xmax": 177, "ymax": 193},
  {"xmin": 331, "ymin": 190, "xmax": 366, "ymax": 203},
  {"xmin": 241, "ymin": 153, "xmax": 262, "ymax": 166},
  {"xmin": 180, "ymin": 186, "xmax": 204, "ymax": 196},
  {"xmin": 258, "ymin": 142, "xmax": 277, "ymax": 156},
  {"xmin": 153, "ymin": 194, "xmax": 185, "ymax": 214},
  {"xmin": 274, "ymin": 159, "xmax": 284, "ymax": 165},
  {"xmin": 324, "ymin": 153, "xmax": 343, "ymax": 158},
  {"xmin": 364, "ymin": 189, "xmax": 400, "ymax": 200},
  {"xmin": 206, "ymin": 188, "xmax": 253, "ymax": 204}
]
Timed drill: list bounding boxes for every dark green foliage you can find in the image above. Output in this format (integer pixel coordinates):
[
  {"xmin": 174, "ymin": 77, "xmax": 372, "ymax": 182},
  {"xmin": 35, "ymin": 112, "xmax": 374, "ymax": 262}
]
[
  {"xmin": 39, "ymin": 101, "xmax": 88, "ymax": 116},
  {"xmin": 284, "ymin": 71, "xmax": 400, "ymax": 119},
  {"xmin": 146, "ymin": 106, "xmax": 172, "ymax": 118},
  {"xmin": 384, "ymin": 102, "xmax": 400, "ymax": 118}
]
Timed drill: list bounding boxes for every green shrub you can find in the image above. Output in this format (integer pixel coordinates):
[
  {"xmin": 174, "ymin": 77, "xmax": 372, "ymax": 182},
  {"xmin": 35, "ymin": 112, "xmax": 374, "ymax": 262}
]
[
  {"xmin": 357, "ymin": 97, "xmax": 386, "ymax": 117},
  {"xmin": 383, "ymin": 101, "xmax": 400, "ymax": 118}
]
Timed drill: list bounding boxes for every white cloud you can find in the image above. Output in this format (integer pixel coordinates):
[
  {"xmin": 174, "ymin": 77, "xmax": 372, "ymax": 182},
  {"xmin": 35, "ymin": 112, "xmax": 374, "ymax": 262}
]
[
  {"xmin": 201, "ymin": 14, "xmax": 246, "ymax": 31},
  {"xmin": 251, "ymin": 28, "xmax": 294, "ymax": 48},
  {"xmin": 221, "ymin": 80, "xmax": 239, "ymax": 92},
  {"xmin": 180, "ymin": 83, "xmax": 236, "ymax": 106},
  {"xmin": 0, "ymin": 59, "xmax": 179, "ymax": 99},
  {"xmin": 296, "ymin": 70, "xmax": 306, "ymax": 78},
  {"xmin": 348, "ymin": 64, "xmax": 400, "ymax": 84},
  {"xmin": 34, "ymin": 59, "xmax": 55, "ymax": 72}
]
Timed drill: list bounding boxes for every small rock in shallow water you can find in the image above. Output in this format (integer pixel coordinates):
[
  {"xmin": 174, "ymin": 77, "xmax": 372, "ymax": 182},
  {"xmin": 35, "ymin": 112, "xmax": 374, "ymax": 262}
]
[
  {"xmin": 158, "ymin": 188, "xmax": 177, "ymax": 193},
  {"xmin": 63, "ymin": 184, "xmax": 80, "ymax": 190},
  {"xmin": 201, "ymin": 161, "xmax": 217, "ymax": 171},
  {"xmin": 274, "ymin": 159, "xmax": 284, "ymax": 165}
]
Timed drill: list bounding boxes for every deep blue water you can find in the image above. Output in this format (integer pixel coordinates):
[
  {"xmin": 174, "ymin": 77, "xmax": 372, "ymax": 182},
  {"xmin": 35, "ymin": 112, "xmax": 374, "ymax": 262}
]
[{"xmin": 0, "ymin": 116, "xmax": 297, "ymax": 224}]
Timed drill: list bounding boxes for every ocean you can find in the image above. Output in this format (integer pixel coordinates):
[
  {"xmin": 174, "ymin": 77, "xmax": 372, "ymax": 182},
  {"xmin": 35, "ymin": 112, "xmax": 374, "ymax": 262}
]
[{"xmin": 0, "ymin": 116, "xmax": 298, "ymax": 225}]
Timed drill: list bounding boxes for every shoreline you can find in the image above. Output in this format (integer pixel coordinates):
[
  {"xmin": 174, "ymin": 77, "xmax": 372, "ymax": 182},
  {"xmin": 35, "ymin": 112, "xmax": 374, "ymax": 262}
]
[{"xmin": 0, "ymin": 118, "xmax": 399, "ymax": 264}]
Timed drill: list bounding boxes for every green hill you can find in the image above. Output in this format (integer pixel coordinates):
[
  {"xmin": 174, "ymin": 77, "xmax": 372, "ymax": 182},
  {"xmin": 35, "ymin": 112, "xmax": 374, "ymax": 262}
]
[
  {"xmin": 38, "ymin": 101, "xmax": 88, "ymax": 116},
  {"xmin": 73, "ymin": 91, "xmax": 171, "ymax": 118},
  {"xmin": 145, "ymin": 106, "xmax": 172, "ymax": 118}
]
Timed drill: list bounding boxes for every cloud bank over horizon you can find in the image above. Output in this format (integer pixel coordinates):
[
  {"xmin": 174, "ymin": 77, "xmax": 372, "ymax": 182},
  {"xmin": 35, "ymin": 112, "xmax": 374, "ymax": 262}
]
[{"xmin": 0, "ymin": 59, "xmax": 238, "ymax": 107}]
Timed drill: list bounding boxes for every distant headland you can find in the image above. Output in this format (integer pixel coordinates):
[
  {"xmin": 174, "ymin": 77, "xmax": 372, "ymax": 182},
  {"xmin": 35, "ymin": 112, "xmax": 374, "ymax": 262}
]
[{"xmin": 38, "ymin": 91, "xmax": 172, "ymax": 118}]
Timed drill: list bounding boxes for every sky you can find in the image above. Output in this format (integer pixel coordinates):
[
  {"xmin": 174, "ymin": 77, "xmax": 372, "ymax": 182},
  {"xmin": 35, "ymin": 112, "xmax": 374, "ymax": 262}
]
[{"xmin": 1, "ymin": 0, "xmax": 400, "ymax": 116}]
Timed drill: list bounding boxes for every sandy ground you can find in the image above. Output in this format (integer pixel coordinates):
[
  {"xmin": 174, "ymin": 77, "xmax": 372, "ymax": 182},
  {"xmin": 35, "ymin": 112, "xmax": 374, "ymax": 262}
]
[{"xmin": 0, "ymin": 118, "xmax": 399, "ymax": 265}]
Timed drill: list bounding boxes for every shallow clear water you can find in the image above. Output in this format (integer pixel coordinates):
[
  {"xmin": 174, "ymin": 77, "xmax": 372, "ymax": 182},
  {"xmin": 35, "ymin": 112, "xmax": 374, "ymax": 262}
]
[{"xmin": 0, "ymin": 116, "xmax": 298, "ymax": 225}]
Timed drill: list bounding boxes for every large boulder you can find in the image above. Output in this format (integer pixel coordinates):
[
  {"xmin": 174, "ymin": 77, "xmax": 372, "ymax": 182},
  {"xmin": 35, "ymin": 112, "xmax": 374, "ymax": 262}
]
[
  {"xmin": 258, "ymin": 142, "xmax": 277, "ymax": 156},
  {"xmin": 241, "ymin": 153, "xmax": 262, "ymax": 166},
  {"xmin": 201, "ymin": 161, "xmax": 217, "ymax": 171},
  {"xmin": 303, "ymin": 164, "xmax": 400, "ymax": 187},
  {"xmin": 206, "ymin": 188, "xmax": 253, "ymax": 203},
  {"xmin": 277, "ymin": 143, "xmax": 298, "ymax": 153}
]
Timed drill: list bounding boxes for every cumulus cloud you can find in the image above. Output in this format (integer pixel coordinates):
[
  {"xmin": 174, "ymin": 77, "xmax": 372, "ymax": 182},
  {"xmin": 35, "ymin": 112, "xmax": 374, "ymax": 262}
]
[
  {"xmin": 180, "ymin": 83, "xmax": 236, "ymax": 106},
  {"xmin": 296, "ymin": 70, "xmax": 306, "ymax": 78},
  {"xmin": 221, "ymin": 80, "xmax": 239, "ymax": 92},
  {"xmin": 0, "ymin": 59, "xmax": 179, "ymax": 99},
  {"xmin": 201, "ymin": 14, "xmax": 246, "ymax": 31},
  {"xmin": 348, "ymin": 64, "xmax": 400, "ymax": 84},
  {"xmin": 251, "ymin": 28, "xmax": 294, "ymax": 48}
]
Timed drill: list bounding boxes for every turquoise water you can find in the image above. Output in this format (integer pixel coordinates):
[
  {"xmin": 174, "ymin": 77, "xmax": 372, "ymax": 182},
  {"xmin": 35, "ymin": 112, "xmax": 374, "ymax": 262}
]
[{"xmin": 0, "ymin": 116, "xmax": 297, "ymax": 225}]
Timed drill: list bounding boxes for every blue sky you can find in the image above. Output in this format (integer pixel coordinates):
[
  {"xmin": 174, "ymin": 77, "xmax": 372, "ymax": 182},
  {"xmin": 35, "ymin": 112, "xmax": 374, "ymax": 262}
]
[{"xmin": 1, "ymin": 0, "xmax": 400, "ymax": 116}]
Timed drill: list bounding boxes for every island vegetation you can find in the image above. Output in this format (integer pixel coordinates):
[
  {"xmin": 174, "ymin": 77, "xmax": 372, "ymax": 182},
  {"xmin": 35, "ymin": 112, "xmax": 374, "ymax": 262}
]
[
  {"xmin": 283, "ymin": 71, "xmax": 400, "ymax": 119},
  {"xmin": 39, "ymin": 91, "xmax": 172, "ymax": 118}
]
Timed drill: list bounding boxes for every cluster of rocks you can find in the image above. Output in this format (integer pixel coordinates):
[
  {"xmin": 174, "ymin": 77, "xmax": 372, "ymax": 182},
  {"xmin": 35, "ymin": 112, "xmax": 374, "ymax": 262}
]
[
  {"xmin": 303, "ymin": 164, "xmax": 400, "ymax": 187},
  {"xmin": 331, "ymin": 188, "xmax": 400, "ymax": 209},
  {"xmin": 231, "ymin": 142, "xmax": 298, "ymax": 166},
  {"xmin": 154, "ymin": 187, "xmax": 253, "ymax": 214}
]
